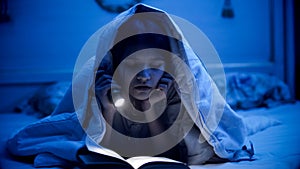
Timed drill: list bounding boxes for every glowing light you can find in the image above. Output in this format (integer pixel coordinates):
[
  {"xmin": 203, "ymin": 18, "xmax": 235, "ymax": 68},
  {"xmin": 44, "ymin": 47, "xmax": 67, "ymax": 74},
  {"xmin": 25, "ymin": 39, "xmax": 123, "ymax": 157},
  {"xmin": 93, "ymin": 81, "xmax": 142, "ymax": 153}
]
[{"xmin": 114, "ymin": 98, "xmax": 125, "ymax": 107}]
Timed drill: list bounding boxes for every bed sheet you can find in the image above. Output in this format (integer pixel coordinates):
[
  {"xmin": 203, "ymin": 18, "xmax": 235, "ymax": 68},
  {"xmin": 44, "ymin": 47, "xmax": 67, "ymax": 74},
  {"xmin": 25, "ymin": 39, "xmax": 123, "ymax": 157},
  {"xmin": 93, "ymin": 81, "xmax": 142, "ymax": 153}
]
[
  {"xmin": 1, "ymin": 102, "xmax": 300, "ymax": 169},
  {"xmin": 191, "ymin": 101, "xmax": 300, "ymax": 169}
]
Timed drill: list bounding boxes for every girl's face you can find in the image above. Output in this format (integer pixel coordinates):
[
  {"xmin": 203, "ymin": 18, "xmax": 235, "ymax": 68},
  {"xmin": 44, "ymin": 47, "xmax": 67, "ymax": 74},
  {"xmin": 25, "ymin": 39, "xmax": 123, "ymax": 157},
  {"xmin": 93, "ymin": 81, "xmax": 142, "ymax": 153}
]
[{"xmin": 116, "ymin": 50, "xmax": 165, "ymax": 101}]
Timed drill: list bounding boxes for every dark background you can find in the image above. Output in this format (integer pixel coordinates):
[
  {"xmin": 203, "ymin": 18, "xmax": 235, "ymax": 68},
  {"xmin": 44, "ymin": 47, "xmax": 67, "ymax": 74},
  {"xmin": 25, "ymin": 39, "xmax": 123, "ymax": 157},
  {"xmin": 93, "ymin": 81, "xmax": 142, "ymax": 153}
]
[{"xmin": 294, "ymin": 0, "xmax": 299, "ymax": 99}]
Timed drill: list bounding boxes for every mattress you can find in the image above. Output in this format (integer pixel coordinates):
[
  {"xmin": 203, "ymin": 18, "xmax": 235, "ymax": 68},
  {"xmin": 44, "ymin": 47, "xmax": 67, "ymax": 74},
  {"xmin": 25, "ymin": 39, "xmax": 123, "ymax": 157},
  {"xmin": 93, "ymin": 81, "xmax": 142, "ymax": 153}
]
[{"xmin": 1, "ymin": 102, "xmax": 300, "ymax": 169}]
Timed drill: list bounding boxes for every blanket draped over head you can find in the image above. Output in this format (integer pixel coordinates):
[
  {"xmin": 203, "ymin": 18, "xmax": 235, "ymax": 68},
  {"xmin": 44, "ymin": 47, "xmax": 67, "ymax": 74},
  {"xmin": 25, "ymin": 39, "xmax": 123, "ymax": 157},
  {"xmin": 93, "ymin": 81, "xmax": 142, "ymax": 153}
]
[{"xmin": 6, "ymin": 4, "xmax": 253, "ymax": 168}]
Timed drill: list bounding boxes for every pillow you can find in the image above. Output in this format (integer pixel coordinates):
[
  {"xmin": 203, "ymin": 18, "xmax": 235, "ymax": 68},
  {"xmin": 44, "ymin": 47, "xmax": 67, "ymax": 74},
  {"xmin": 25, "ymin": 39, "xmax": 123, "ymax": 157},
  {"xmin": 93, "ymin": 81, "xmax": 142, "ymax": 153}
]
[
  {"xmin": 15, "ymin": 82, "xmax": 71, "ymax": 117},
  {"xmin": 214, "ymin": 73, "xmax": 292, "ymax": 110}
]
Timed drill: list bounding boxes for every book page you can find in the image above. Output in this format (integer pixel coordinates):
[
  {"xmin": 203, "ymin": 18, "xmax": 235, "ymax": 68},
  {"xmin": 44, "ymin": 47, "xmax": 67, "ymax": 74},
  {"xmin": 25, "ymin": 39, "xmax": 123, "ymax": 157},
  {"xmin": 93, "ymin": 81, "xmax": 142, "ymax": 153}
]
[
  {"xmin": 85, "ymin": 137, "xmax": 184, "ymax": 169},
  {"xmin": 126, "ymin": 156, "xmax": 182, "ymax": 169},
  {"xmin": 86, "ymin": 137, "xmax": 126, "ymax": 161}
]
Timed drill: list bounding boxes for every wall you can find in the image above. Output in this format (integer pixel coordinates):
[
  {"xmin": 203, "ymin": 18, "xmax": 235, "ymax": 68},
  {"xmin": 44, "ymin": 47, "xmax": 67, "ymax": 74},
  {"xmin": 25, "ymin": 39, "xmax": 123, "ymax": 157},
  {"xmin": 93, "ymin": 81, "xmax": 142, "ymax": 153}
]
[
  {"xmin": 0, "ymin": 0, "xmax": 117, "ymax": 83},
  {"xmin": 0, "ymin": 0, "xmax": 117, "ymax": 111},
  {"xmin": 293, "ymin": 0, "xmax": 299, "ymax": 99}
]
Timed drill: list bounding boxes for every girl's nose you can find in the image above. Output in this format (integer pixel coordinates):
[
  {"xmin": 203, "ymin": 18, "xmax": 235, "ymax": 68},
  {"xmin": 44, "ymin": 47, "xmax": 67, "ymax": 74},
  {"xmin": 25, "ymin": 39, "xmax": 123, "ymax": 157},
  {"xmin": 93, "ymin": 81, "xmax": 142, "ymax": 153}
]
[{"xmin": 136, "ymin": 70, "xmax": 151, "ymax": 82}]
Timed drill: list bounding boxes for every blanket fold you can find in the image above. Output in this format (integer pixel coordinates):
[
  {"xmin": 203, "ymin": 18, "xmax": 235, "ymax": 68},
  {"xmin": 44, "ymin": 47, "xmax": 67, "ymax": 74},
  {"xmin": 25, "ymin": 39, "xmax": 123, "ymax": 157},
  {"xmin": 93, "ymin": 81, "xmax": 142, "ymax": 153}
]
[{"xmin": 6, "ymin": 113, "xmax": 86, "ymax": 167}]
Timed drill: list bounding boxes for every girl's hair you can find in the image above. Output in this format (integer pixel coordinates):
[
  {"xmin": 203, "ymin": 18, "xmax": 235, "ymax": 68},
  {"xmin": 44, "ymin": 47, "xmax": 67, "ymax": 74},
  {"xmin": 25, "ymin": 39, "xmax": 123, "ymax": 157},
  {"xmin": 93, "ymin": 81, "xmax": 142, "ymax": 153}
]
[{"xmin": 98, "ymin": 33, "xmax": 188, "ymax": 75}]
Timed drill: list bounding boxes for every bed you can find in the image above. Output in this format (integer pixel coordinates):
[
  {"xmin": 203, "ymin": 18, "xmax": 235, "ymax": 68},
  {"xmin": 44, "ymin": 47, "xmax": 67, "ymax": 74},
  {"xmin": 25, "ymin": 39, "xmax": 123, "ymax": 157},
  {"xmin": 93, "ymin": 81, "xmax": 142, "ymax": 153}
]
[
  {"xmin": 1, "ymin": 73, "xmax": 300, "ymax": 169},
  {"xmin": 191, "ymin": 102, "xmax": 300, "ymax": 169}
]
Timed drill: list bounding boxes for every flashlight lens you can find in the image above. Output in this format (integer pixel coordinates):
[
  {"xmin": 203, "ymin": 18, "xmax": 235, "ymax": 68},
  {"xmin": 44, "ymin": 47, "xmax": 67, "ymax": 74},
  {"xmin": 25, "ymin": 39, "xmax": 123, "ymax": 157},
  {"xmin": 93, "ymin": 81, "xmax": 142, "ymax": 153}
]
[{"xmin": 114, "ymin": 98, "xmax": 125, "ymax": 107}]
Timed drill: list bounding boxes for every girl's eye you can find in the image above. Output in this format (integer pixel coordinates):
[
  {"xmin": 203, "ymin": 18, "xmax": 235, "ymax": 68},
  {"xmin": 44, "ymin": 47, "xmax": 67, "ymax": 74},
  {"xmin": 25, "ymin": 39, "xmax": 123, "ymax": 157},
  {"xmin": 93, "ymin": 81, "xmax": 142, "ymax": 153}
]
[{"xmin": 150, "ymin": 61, "xmax": 164, "ymax": 68}]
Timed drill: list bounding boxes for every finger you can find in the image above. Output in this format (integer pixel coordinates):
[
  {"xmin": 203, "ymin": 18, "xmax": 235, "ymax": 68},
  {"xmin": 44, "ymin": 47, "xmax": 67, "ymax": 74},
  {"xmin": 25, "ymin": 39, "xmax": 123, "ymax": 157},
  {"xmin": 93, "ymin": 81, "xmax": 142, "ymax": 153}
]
[
  {"xmin": 110, "ymin": 82, "xmax": 121, "ymax": 91},
  {"xmin": 95, "ymin": 74, "xmax": 120, "ymax": 90},
  {"xmin": 158, "ymin": 83, "xmax": 168, "ymax": 94},
  {"xmin": 95, "ymin": 80, "xmax": 121, "ymax": 98},
  {"xmin": 97, "ymin": 74, "xmax": 112, "ymax": 82},
  {"xmin": 162, "ymin": 73, "xmax": 172, "ymax": 79},
  {"xmin": 95, "ymin": 74, "xmax": 112, "ymax": 86},
  {"xmin": 159, "ymin": 76, "xmax": 173, "ymax": 92},
  {"xmin": 160, "ymin": 73, "xmax": 174, "ymax": 85},
  {"xmin": 95, "ymin": 84, "xmax": 110, "ymax": 95},
  {"xmin": 159, "ymin": 77, "xmax": 173, "ymax": 86},
  {"xmin": 95, "ymin": 86, "xmax": 112, "ymax": 106},
  {"xmin": 95, "ymin": 69, "xmax": 105, "ymax": 80}
]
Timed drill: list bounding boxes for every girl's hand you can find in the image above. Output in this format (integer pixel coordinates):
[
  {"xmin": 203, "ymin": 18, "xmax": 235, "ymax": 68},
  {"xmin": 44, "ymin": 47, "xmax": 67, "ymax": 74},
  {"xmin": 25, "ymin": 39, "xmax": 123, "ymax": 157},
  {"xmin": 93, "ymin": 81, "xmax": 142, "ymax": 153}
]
[
  {"xmin": 157, "ymin": 73, "xmax": 174, "ymax": 95},
  {"xmin": 95, "ymin": 70, "xmax": 120, "ymax": 123}
]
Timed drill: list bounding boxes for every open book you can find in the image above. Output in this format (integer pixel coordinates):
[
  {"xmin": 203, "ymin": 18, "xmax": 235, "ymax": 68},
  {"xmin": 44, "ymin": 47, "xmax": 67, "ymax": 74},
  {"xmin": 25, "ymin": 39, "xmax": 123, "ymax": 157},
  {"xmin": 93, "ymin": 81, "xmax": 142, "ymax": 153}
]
[{"xmin": 77, "ymin": 145, "xmax": 190, "ymax": 169}]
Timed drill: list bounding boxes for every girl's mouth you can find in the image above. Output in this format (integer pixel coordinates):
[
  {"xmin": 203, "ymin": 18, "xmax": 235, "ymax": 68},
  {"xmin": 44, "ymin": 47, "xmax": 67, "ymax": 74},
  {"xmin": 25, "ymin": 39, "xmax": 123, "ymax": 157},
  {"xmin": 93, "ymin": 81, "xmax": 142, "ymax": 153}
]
[{"xmin": 134, "ymin": 86, "xmax": 152, "ymax": 91}]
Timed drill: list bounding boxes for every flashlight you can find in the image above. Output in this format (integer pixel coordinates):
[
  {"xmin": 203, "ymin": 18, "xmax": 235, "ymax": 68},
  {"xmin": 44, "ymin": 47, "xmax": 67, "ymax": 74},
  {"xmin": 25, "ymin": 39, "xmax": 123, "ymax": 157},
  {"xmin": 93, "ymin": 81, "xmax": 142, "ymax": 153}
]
[{"xmin": 109, "ymin": 89, "xmax": 125, "ymax": 107}]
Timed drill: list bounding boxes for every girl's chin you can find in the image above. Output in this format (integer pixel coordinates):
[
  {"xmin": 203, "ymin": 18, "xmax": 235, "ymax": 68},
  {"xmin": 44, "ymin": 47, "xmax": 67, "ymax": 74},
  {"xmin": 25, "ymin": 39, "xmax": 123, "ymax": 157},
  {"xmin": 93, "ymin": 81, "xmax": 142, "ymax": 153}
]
[{"xmin": 131, "ymin": 93, "xmax": 151, "ymax": 101}]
